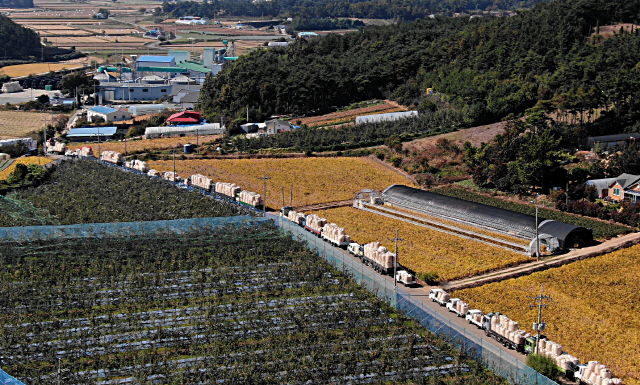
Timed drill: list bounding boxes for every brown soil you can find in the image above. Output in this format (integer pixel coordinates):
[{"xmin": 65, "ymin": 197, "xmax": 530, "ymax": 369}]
[
  {"xmin": 295, "ymin": 100, "xmax": 408, "ymax": 126},
  {"xmin": 403, "ymin": 121, "xmax": 507, "ymax": 152}
]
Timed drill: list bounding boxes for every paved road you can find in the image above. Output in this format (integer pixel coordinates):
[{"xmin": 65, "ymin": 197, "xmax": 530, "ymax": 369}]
[{"xmin": 267, "ymin": 213, "xmax": 530, "ymax": 366}]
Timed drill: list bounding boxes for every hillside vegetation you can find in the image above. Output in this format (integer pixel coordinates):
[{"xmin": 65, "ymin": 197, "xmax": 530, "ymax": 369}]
[
  {"xmin": 0, "ymin": 15, "xmax": 40, "ymax": 61},
  {"xmin": 200, "ymin": 0, "xmax": 640, "ymax": 134}
]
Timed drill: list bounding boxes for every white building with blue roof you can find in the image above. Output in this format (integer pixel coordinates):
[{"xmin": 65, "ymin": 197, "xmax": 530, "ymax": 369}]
[
  {"xmin": 66, "ymin": 127, "xmax": 120, "ymax": 142},
  {"xmin": 87, "ymin": 106, "xmax": 132, "ymax": 123}
]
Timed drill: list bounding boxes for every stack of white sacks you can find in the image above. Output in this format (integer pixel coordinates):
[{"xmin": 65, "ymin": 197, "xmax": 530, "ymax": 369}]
[
  {"xmin": 287, "ymin": 210, "xmax": 305, "ymax": 225},
  {"xmin": 490, "ymin": 314, "xmax": 531, "ymax": 345},
  {"xmin": 580, "ymin": 361, "xmax": 623, "ymax": 385},
  {"xmin": 215, "ymin": 182, "xmax": 241, "ymax": 198},
  {"xmin": 190, "ymin": 174, "xmax": 213, "ymax": 190},
  {"xmin": 101, "ymin": 151, "xmax": 122, "ymax": 164},
  {"xmin": 162, "ymin": 171, "xmax": 181, "ymax": 182},
  {"xmin": 363, "ymin": 242, "xmax": 396, "ymax": 270},
  {"xmin": 78, "ymin": 146, "xmax": 94, "ymax": 157},
  {"xmin": 305, "ymin": 214, "xmax": 327, "ymax": 233},
  {"xmin": 455, "ymin": 299, "xmax": 470, "ymax": 315},
  {"xmin": 132, "ymin": 160, "xmax": 149, "ymax": 172},
  {"xmin": 147, "ymin": 169, "xmax": 160, "ymax": 177},
  {"xmin": 322, "ymin": 223, "xmax": 351, "ymax": 244},
  {"xmin": 433, "ymin": 289, "xmax": 450, "ymax": 304},
  {"xmin": 396, "ymin": 270, "xmax": 413, "ymax": 282},
  {"xmin": 239, "ymin": 190, "xmax": 263, "ymax": 207}
]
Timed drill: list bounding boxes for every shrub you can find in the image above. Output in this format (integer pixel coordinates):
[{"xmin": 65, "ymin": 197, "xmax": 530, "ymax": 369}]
[{"xmin": 527, "ymin": 354, "xmax": 561, "ymax": 381}]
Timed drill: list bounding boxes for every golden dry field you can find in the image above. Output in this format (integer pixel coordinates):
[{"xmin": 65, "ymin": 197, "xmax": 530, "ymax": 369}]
[
  {"xmin": 0, "ymin": 111, "xmax": 51, "ymax": 139},
  {"xmin": 66, "ymin": 135, "xmax": 221, "ymax": 154},
  {"xmin": 0, "ymin": 62, "xmax": 85, "ymax": 77},
  {"xmin": 310, "ymin": 207, "xmax": 530, "ymax": 281},
  {"xmin": 455, "ymin": 244, "xmax": 640, "ymax": 385},
  {"xmin": 148, "ymin": 157, "xmax": 416, "ymax": 207},
  {"xmin": 0, "ymin": 157, "xmax": 53, "ymax": 180}
]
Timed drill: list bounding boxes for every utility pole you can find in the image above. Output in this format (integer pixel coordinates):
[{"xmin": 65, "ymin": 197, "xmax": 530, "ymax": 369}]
[
  {"xmin": 258, "ymin": 172, "xmax": 271, "ymax": 214},
  {"xmin": 388, "ymin": 229, "xmax": 404, "ymax": 287},
  {"xmin": 528, "ymin": 284, "xmax": 552, "ymax": 355},
  {"xmin": 173, "ymin": 149, "xmax": 176, "ymax": 180},
  {"xmin": 97, "ymin": 126, "xmax": 101, "ymax": 158},
  {"xmin": 530, "ymin": 201, "xmax": 540, "ymax": 260},
  {"xmin": 290, "ymin": 183, "xmax": 293, "ymax": 207},
  {"xmin": 281, "ymin": 186, "xmax": 285, "ymax": 207}
]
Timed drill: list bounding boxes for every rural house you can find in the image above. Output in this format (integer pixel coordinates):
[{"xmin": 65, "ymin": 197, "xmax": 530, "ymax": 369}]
[
  {"xmin": 87, "ymin": 106, "xmax": 132, "ymax": 123},
  {"xmin": 582, "ymin": 133, "xmax": 640, "ymax": 152},
  {"xmin": 586, "ymin": 173, "xmax": 640, "ymax": 202}
]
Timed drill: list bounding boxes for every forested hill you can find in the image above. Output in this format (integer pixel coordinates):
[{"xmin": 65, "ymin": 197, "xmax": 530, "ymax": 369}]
[
  {"xmin": 163, "ymin": 0, "xmax": 545, "ymax": 21},
  {"xmin": 0, "ymin": 15, "xmax": 40, "ymax": 59},
  {"xmin": 200, "ymin": 0, "xmax": 640, "ymax": 131}
]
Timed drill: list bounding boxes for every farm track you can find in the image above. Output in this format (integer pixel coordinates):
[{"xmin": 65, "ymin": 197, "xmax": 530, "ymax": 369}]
[
  {"xmin": 443, "ymin": 231, "xmax": 640, "ymax": 290},
  {"xmin": 294, "ymin": 199, "xmax": 353, "ymax": 211}
]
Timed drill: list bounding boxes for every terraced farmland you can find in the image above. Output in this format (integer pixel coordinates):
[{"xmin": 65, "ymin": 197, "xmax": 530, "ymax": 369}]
[{"xmin": 0, "ymin": 223, "xmax": 492, "ymax": 384}]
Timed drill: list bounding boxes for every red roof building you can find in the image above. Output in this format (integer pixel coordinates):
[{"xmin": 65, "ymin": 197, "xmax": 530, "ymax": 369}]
[{"xmin": 167, "ymin": 111, "xmax": 202, "ymax": 125}]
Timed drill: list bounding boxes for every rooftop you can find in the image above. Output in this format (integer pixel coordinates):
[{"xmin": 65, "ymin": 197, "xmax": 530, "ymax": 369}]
[
  {"xmin": 67, "ymin": 127, "xmax": 118, "ymax": 137},
  {"xmin": 137, "ymin": 55, "xmax": 175, "ymax": 63},
  {"xmin": 88, "ymin": 106, "xmax": 118, "ymax": 114},
  {"xmin": 176, "ymin": 61, "xmax": 212, "ymax": 73}
]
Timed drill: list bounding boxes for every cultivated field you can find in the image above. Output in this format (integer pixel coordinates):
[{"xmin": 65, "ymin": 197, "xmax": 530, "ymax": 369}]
[
  {"xmin": 455, "ymin": 244, "xmax": 640, "ymax": 385},
  {"xmin": 295, "ymin": 100, "xmax": 408, "ymax": 127},
  {"xmin": 67, "ymin": 135, "xmax": 221, "ymax": 154},
  {"xmin": 0, "ymin": 156, "xmax": 52, "ymax": 180},
  {"xmin": 0, "ymin": 223, "xmax": 475, "ymax": 384},
  {"xmin": 148, "ymin": 157, "xmax": 416, "ymax": 208},
  {"xmin": 310, "ymin": 207, "xmax": 530, "ymax": 281},
  {"xmin": 0, "ymin": 111, "xmax": 51, "ymax": 139},
  {"xmin": 0, "ymin": 62, "xmax": 86, "ymax": 77}
]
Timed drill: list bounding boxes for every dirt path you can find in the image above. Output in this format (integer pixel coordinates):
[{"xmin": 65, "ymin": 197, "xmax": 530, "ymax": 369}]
[{"xmin": 443, "ymin": 231, "xmax": 640, "ymax": 290}]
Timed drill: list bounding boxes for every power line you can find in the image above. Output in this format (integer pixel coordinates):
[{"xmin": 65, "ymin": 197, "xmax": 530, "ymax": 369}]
[{"xmin": 258, "ymin": 172, "xmax": 271, "ymax": 214}]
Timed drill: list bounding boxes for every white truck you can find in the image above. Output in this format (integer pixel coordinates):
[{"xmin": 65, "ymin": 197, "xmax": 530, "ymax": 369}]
[
  {"xmin": 428, "ymin": 288, "xmax": 449, "ymax": 306},
  {"xmin": 395, "ymin": 270, "xmax": 416, "ymax": 286},
  {"xmin": 322, "ymin": 223, "xmax": 351, "ymax": 248},
  {"xmin": 347, "ymin": 242, "xmax": 363, "ymax": 257},
  {"xmin": 465, "ymin": 309, "xmax": 484, "ymax": 328},
  {"xmin": 573, "ymin": 361, "xmax": 622, "ymax": 385},
  {"xmin": 446, "ymin": 298, "xmax": 469, "ymax": 317}
]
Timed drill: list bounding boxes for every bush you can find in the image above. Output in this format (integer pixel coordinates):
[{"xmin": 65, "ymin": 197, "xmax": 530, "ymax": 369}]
[
  {"xmin": 527, "ymin": 354, "xmax": 561, "ymax": 381},
  {"xmin": 418, "ymin": 272, "xmax": 439, "ymax": 285}
]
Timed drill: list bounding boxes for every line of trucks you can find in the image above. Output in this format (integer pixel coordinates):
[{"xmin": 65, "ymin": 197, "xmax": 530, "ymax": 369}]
[
  {"xmin": 97, "ymin": 150, "xmax": 265, "ymax": 209},
  {"xmin": 280, "ymin": 206, "xmax": 416, "ymax": 286},
  {"xmin": 428, "ymin": 288, "xmax": 623, "ymax": 385}
]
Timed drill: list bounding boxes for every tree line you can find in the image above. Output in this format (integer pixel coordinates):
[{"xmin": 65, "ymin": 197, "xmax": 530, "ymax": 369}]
[
  {"xmin": 200, "ymin": 0, "xmax": 640, "ymax": 134},
  {"xmin": 162, "ymin": 0, "xmax": 544, "ymax": 21}
]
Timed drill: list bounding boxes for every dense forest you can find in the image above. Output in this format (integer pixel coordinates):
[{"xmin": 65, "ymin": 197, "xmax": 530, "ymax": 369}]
[
  {"xmin": 200, "ymin": 0, "xmax": 640, "ymax": 134},
  {"xmin": 0, "ymin": 15, "xmax": 41, "ymax": 60},
  {"xmin": 163, "ymin": 0, "xmax": 544, "ymax": 21}
]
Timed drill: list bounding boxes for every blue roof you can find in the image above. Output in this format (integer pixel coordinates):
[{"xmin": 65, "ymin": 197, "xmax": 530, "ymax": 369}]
[
  {"xmin": 89, "ymin": 106, "xmax": 118, "ymax": 114},
  {"xmin": 67, "ymin": 127, "xmax": 118, "ymax": 137},
  {"xmin": 137, "ymin": 56, "xmax": 175, "ymax": 63}
]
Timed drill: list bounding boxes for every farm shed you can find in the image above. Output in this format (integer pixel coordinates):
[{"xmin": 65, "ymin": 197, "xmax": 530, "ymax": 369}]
[
  {"xmin": 87, "ymin": 106, "xmax": 132, "ymax": 123},
  {"xmin": 0, "ymin": 138, "xmax": 37, "ymax": 152},
  {"xmin": 0, "ymin": 153, "xmax": 10, "ymax": 160},
  {"xmin": 355, "ymin": 110, "xmax": 419, "ymax": 125},
  {"xmin": 127, "ymin": 104, "xmax": 166, "ymax": 116},
  {"xmin": 66, "ymin": 127, "xmax": 119, "ymax": 142},
  {"xmin": 582, "ymin": 133, "xmax": 640, "ymax": 151},
  {"xmin": 144, "ymin": 123, "xmax": 224, "ymax": 139},
  {"xmin": 382, "ymin": 185, "xmax": 593, "ymax": 252}
]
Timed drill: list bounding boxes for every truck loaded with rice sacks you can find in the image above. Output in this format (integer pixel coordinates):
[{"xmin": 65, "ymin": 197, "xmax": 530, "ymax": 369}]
[
  {"xmin": 281, "ymin": 206, "xmax": 415, "ymax": 283},
  {"xmin": 125, "ymin": 159, "xmax": 149, "ymax": 173},
  {"xmin": 101, "ymin": 151, "xmax": 124, "ymax": 165},
  {"xmin": 46, "ymin": 141, "xmax": 66, "ymax": 154},
  {"xmin": 457, "ymin": 307, "xmax": 624, "ymax": 383},
  {"xmin": 162, "ymin": 171, "xmax": 182, "ymax": 183},
  {"xmin": 188, "ymin": 174, "xmax": 214, "ymax": 192}
]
